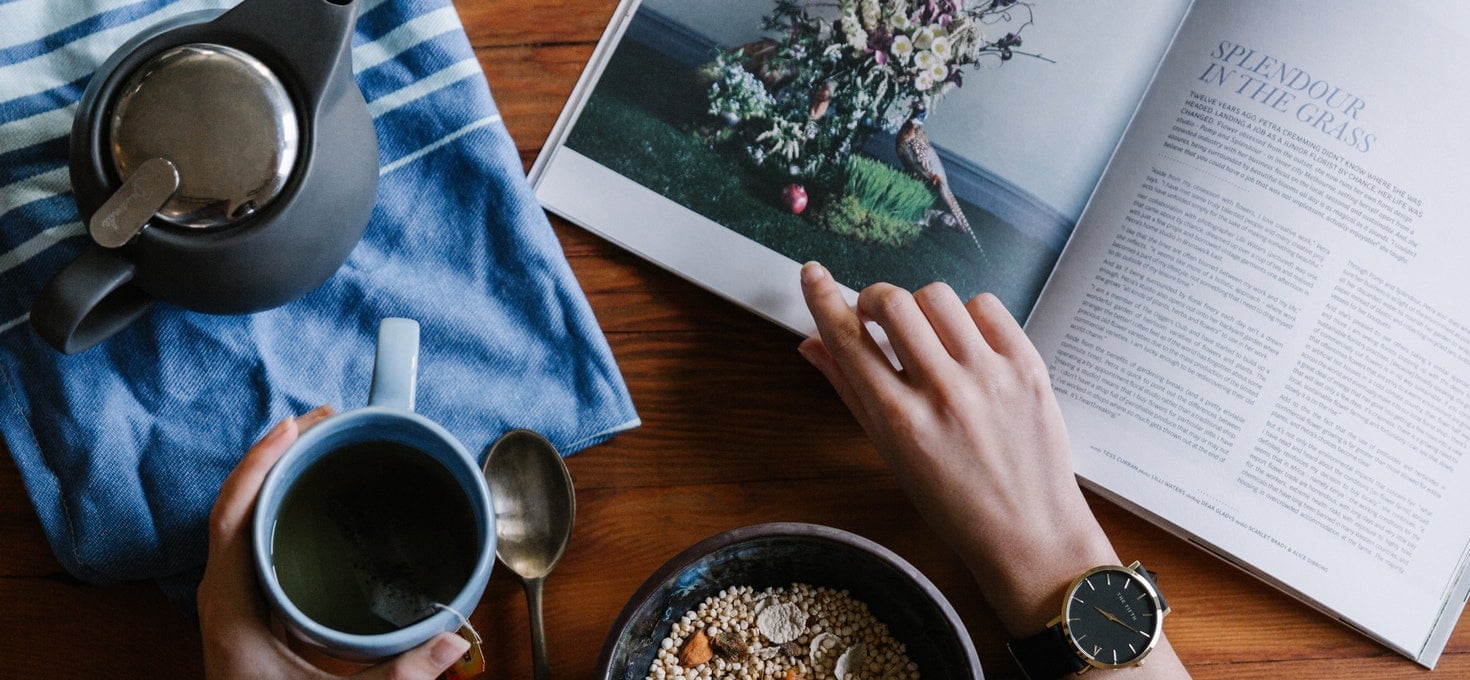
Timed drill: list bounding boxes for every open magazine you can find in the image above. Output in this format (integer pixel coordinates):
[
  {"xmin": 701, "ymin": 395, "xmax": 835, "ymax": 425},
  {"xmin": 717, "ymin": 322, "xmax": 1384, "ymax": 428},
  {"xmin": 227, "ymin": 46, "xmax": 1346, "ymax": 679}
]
[{"xmin": 531, "ymin": 0, "xmax": 1470, "ymax": 666}]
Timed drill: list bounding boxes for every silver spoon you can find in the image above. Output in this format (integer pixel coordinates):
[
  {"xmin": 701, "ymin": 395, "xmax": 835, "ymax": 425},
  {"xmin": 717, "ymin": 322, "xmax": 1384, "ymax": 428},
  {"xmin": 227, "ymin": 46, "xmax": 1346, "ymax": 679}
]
[{"xmin": 484, "ymin": 429, "xmax": 575, "ymax": 680}]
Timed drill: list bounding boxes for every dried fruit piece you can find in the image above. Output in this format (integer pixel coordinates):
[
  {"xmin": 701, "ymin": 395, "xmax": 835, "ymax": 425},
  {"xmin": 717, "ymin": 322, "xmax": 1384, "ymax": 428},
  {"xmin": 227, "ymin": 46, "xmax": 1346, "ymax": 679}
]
[
  {"xmin": 757, "ymin": 602, "xmax": 808, "ymax": 644},
  {"xmin": 711, "ymin": 631, "xmax": 750, "ymax": 662},
  {"xmin": 679, "ymin": 630, "xmax": 713, "ymax": 667},
  {"xmin": 783, "ymin": 669, "xmax": 802, "ymax": 680},
  {"xmin": 834, "ymin": 643, "xmax": 867, "ymax": 679},
  {"xmin": 780, "ymin": 641, "xmax": 805, "ymax": 657}
]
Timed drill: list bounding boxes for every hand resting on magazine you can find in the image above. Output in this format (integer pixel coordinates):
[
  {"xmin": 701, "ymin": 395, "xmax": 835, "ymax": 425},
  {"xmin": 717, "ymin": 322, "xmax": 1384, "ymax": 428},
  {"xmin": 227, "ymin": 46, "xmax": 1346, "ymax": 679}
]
[{"xmin": 797, "ymin": 261, "xmax": 1189, "ymax": 678}]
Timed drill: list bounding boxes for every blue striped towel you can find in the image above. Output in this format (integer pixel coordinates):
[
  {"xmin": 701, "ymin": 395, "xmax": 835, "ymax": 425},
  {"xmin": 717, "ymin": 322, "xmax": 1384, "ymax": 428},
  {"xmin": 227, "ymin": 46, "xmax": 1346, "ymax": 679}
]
[{"xmin": 0, "ymin": 0, "xmax": 639, "ymax": 592}]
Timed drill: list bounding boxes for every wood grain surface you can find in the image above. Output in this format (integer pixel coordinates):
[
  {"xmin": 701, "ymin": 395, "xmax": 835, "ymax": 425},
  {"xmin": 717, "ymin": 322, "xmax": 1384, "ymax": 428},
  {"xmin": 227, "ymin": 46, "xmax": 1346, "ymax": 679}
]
[{"xmin": 1, "ymin": 0, "xmax": 1465, "ymax": 678}]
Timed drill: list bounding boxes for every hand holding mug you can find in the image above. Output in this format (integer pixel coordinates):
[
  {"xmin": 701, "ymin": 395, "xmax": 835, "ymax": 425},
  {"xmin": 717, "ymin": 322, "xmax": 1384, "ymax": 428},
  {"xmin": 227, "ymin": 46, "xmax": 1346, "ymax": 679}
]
[{"xmin": 197, "ymin": 406, "xmax": 469, "ymax": 679}]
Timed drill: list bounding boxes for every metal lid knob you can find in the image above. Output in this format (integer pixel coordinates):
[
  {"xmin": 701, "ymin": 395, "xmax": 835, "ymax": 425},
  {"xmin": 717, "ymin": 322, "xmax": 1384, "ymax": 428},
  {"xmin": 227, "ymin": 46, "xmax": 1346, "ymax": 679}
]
[{"xmin": 109, "ymin": 43, "xmax": 299, "ymax": 230}]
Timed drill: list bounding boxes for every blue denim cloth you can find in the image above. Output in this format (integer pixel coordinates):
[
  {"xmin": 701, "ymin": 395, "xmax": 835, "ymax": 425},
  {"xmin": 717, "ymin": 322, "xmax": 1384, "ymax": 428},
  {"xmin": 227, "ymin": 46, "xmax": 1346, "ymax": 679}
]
[{"xmin": 0, "ymin": 0, "xmax": 639, "ymax": 590}]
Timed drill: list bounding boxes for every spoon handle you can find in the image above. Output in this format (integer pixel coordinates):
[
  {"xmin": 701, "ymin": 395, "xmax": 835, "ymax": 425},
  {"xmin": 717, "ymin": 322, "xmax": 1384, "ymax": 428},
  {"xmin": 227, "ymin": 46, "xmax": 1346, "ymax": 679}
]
[{"xmin": 526, "ymin": 577, "xmax": 551, "ymax": 680}]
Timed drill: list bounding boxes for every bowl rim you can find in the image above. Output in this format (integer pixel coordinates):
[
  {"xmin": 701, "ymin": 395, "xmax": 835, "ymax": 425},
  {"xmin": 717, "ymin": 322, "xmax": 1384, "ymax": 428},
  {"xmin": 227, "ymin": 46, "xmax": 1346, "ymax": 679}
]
[{"xmin": 592, "ymin": 521, "xmax": 982, "ymax": 679}]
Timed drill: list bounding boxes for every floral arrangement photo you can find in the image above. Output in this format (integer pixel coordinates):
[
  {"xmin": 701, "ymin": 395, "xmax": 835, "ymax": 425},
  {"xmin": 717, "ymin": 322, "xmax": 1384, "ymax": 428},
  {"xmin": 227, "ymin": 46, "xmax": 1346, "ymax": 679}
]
[
  {"xmin": 562, "ymin": 0, "xmax": 1062, "ymax": 310},
  {"xmin": 701, "ymin": 0, "xmax": 1046, "ymax": 247}
]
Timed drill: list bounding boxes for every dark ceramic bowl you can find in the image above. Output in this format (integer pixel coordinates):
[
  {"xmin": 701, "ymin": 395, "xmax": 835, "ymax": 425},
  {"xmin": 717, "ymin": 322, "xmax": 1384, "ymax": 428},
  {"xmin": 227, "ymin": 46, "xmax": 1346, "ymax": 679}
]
[{"xmin": 595, "ymin": 522, "xmax": 982, "ymax": 679}]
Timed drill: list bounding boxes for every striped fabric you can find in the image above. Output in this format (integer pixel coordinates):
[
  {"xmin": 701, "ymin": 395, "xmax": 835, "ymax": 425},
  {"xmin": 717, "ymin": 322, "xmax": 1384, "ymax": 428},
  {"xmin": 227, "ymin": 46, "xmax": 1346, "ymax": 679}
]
[{"xmin": 0, "ymin": 0, "xmax": 638, "ymax": 590}]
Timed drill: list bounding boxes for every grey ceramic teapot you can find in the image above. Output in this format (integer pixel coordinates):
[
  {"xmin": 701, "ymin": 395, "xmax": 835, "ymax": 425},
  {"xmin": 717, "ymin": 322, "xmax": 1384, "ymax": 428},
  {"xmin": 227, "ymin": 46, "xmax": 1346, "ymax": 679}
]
[{"xmin": 30, "ymin": 0, "xmax": 379, "ymax": 353}]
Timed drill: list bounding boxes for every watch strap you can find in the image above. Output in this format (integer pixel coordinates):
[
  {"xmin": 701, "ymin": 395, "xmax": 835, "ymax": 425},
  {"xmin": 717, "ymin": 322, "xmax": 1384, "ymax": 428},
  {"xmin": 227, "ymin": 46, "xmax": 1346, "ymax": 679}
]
[
  {"xmin": 1135, "ymin": 563, "xmax": 1169, "ymax": 613},
  {"xmin": 1007, "ymin": 623, "xmax": 1086, "ymax": 680}
]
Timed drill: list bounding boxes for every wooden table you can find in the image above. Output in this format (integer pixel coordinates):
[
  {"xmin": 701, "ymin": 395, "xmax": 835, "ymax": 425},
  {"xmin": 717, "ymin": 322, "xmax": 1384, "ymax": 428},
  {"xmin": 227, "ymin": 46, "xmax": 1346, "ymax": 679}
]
[{"xmin": 2, "ymin": 1, "xmax": 1466, "ymax": 677}]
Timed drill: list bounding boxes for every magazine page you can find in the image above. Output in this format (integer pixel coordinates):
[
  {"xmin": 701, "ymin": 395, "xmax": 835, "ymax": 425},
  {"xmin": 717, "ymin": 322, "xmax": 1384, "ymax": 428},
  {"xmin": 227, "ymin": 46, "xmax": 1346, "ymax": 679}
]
[
  {"xmin": 533, "ymin": 0, "xmax": 1188, "ymax": 334},
  {"xmin": 1024, "ymin": 0, "xmax": 1470, "ymax": 665}
]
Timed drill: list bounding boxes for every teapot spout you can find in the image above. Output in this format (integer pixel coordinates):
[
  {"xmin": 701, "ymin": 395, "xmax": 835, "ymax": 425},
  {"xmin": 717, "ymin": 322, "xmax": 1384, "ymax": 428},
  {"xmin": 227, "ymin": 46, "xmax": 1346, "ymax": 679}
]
[{"xmin": 211, "ymin": 0, "xmax": 360, "ymax": 95}]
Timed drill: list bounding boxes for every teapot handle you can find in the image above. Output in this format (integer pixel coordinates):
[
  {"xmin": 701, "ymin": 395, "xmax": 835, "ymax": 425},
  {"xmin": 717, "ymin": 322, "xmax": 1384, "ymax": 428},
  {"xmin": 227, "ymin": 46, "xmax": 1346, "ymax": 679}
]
[{"xmin": 30, "ymin": 247, "xmax": 155, "ymax": 354}]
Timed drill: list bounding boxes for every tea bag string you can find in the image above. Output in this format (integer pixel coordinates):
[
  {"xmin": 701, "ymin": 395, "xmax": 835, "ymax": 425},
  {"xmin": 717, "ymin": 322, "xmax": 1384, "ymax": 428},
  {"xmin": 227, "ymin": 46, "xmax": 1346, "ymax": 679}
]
[{"xmin": 431, "ymin": 602, "xmax": 482, "ymax": 645}]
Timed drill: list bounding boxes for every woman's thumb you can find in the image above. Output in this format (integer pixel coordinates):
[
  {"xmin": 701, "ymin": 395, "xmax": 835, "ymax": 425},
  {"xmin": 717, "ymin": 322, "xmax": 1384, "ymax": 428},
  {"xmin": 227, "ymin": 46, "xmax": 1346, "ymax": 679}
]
[{"xmin": 354, "ymin": 633, "xmax": 469, "ymax": 680}]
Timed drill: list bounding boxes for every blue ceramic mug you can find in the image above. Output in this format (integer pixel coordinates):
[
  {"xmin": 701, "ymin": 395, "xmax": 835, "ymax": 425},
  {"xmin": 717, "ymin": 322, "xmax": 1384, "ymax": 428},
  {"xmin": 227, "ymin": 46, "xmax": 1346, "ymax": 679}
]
[{"xmin": 252, "ymin": 318, "xmax": 495, "ymax": 661}]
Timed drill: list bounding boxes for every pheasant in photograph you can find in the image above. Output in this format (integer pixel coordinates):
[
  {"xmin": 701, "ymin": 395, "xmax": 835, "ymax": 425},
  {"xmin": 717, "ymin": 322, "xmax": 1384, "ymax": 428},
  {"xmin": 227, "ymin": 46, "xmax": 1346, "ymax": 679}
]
[{"xmin": 897, "ymin": 114, "xmax": 980, "ymax": 249}]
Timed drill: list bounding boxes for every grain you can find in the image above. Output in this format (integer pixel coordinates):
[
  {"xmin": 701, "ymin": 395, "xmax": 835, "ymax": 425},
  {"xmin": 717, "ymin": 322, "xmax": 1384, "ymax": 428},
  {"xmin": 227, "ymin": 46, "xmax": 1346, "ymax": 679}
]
[{"xmin": 646, "ymin": 583, "xmax": 919, "ymax": 680}]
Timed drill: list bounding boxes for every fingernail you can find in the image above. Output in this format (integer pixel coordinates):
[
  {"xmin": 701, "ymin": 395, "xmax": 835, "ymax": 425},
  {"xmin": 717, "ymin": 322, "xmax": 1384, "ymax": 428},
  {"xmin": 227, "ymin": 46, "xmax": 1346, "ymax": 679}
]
[
  {"xmin": 430, "ymin": 633, "xmax": 470, "ymax": 668},
  {"xmin": 295, "ymin": 404, "xmax": 335, "ymax": 428},
  {"xmin": 261, "ymin": 417, "xmax": 292, "ymax": 445},
  {"xmin": 801, "ymin": 261, "xmax": 826, "ymax": 285}
]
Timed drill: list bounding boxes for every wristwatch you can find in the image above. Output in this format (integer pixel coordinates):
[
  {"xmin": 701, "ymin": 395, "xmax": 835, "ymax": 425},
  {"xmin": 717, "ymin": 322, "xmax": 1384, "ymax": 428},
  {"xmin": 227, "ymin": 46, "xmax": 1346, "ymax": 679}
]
[{"xmin": 1006, "ymin": 561, "xmax": 1169, "ymax": 679}]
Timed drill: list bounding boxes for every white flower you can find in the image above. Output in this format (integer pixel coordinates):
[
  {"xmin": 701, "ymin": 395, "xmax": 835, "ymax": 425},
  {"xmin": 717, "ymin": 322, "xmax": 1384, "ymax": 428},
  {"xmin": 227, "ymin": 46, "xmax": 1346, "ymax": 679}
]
[
  {"xmin": 948, "ymin": 15, "xmax": 974, "ymax": 37},
  {"xmin": 913, "ymin": 26, "xmax": 936, "ymax": 50},
  {"xmin": 947, "ymin": 19, "xmax": 984, "ymax": 62},
  {"xmin": 860, "ymin": 0, "xmax": 881, "ymax": 30},
  {"xmin": 891, "ymin": 35, "xmax": 914, "ymax": 62},
  {"xmin": 914, "ymin": 71, "xmax": 934, "ymax": 91},
  {"xmin": 888, "ymin": 13, "xmax": 912, "ymax": 31},
  {"xmin": 914, "ymin": 49, "xmax": 937, "ymax": 70},
  {"xmin": 929, "ymin": 62, "xmax": 949, "ymax": 82},
  {"xmin": 839, "ymin": 15, "xmax": 867, "ymax": 51},
  {"xmin": 930, "ymin": 35, "xmax": 951, "ymax": 61}
]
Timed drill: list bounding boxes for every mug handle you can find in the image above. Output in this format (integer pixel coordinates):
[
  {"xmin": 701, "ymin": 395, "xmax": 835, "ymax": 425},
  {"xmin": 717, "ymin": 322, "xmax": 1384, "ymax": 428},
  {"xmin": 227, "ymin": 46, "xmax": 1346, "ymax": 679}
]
[
  {"xmin": 368, "ymin": 318, "xmax": 419, "ymax": 412},
  {"xmin": 30, "ymin": 246, "xmax": 155, "ymax": 354}
]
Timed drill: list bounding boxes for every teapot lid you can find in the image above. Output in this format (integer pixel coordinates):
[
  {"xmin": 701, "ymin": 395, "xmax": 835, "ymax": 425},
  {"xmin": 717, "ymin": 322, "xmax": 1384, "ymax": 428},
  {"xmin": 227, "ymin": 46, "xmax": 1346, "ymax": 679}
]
[{"xmin": 109, "ymin": 43, "xmax": 299, "ymax": 230}]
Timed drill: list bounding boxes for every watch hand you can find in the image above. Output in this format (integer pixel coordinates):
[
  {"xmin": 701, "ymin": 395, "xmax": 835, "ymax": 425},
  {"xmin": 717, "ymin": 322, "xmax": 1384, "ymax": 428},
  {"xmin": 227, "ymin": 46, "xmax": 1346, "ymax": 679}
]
[{"xmin": 1092, "ymin": 605, "xmax": 1150, "ymax": 638}]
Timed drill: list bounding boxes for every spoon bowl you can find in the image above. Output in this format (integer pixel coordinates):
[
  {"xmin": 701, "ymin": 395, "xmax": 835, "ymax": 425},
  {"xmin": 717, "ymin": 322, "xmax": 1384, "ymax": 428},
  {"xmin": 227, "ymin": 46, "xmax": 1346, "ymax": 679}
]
[{"xmin": 484, "ymin": 429, "xmax": 576, "ymax": 680}]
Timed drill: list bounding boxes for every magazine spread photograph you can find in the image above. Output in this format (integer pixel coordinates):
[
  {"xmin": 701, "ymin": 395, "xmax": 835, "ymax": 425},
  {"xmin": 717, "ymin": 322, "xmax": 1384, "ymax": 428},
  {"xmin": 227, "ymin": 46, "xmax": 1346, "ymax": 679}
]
[
  {"xmin": 531, "ymin": 0, "xmax": 1470, "ymax": 666},
  {"xmin": 533, "ymin": 0, "xmax": 1188, "ymax": 331}
]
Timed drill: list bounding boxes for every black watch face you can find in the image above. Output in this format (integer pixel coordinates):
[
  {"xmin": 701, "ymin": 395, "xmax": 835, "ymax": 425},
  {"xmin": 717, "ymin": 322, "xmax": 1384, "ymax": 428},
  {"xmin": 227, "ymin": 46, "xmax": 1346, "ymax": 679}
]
[{"xmin": 1062, "ymin": 566, "xmax": 1163, "ymax": 668}]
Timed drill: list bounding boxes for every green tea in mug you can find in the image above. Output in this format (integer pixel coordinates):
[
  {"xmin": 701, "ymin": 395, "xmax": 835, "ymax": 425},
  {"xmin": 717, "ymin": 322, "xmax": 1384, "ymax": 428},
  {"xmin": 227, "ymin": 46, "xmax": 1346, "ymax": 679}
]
[{"xmin": 270, "ymin": 440, "xmax": 481, "ymax": 634}]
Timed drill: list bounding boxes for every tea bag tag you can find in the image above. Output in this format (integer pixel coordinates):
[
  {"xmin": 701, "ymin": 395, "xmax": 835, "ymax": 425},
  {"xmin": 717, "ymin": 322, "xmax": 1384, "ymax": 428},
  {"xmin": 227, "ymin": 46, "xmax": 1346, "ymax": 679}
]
[
  {"xmin": 443, "ymin": 623, "xmax": 486, "ymax": 680},
  {"xmin": 89, "ymin": 157, "xmax": 178, "ymax": 248},
  {"xmin": 433, "ymin": 604, "xmax": 485, "ymax": 680}
]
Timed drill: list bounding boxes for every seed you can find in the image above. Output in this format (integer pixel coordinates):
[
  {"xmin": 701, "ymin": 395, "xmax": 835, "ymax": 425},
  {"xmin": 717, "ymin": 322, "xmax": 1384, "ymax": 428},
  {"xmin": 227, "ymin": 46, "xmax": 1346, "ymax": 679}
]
[{"xmin": 644, "ymin": 584, "xmax": 917, "ymax": 680}]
